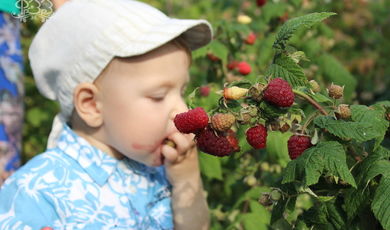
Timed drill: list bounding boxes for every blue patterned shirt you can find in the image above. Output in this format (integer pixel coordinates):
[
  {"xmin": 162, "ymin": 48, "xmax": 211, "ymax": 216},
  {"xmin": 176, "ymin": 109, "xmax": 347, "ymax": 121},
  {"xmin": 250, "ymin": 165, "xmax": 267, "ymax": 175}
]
[{"xmin": 0, "ymin": 125, "xmax": 173, "ymax": 230}]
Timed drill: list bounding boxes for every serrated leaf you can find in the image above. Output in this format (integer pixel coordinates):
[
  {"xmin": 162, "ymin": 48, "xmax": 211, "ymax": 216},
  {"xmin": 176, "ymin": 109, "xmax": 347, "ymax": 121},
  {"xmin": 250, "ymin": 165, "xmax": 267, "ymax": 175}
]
[
  {"xmin": 266, "ymin": 55, "xmax": 308, "ymax": 87},
  {"xmin": 345, "ymin": 146, "xmax": 390, "ymax": 220},
  {"xmin": 282, "ymin": 141, "xmax": 356, "ymax": 188},
  {"xmin": 351, "ymin": 105, "xmax": 389, "ymax": 150},
  {"xmin": 303, "ymin": 201, "xmax": 346, "ymax": 230},
  {"xmin": 344, "ymin": 187, "xmax": 370, "ymax": 220},
  {"xmin": 372, "ymin": 176, "xmax": 390, "ymax": 230},
  {"xmin": 273, "ymin": 12, "xmax": 336, "ymax": 50},
  {"xmin": 354, "ymin": 146, "xmax": 390, "ymax": 188},
  {"xmin": 314, "ymin": 116, "xmax": 379, "ymax": 142}
]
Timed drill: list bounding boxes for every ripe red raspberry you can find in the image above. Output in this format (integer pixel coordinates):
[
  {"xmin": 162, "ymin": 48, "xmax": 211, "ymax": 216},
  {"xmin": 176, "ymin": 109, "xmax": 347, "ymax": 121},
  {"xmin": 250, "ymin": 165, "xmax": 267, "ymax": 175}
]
[
  {"xmin": 174, "ymin": 107, "xmax": 209, "ymax": 134},
  {"xmin": 244, "ymin": 32, "xmax": 256, "ymax": 45},
  {"xmin": 195, "ymin": 127, "xmax": 238, "ymax": 157},
  {"xmin": 211, "ymin": 113, "xmax": 236, "ymax": 132},
  {"xmin": 256, "ymin": 0, "xmax": 267, "ymax": 7},
  {"xmin": 263, "ymin": 78, "xmax": 294, "ymax": 107},
  {"xmin": 287, "ymin": 135, "xmax": 312, "ymax": 160},
  {"xmin": 237, "ymin": 61, "xmax": 251, "ymax": 75},
  {"xmin": 246, "ymin": 124, "xmax": 268, "ymax": 149}
]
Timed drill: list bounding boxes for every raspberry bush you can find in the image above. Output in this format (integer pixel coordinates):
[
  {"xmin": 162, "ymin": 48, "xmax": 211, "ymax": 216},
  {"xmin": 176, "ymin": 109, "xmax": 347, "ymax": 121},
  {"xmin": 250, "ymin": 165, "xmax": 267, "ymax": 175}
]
[{"xmin": 179, "ymin": 8, "xmax": 390, "ymax": 230}]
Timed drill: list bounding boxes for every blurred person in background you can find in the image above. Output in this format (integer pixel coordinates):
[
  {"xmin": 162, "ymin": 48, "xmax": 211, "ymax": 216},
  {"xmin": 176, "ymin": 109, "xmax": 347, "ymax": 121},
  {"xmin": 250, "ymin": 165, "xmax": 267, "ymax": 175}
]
[
  {"xmin": 0, "ymin": 0, "xmax": 68, "ymax": 185},
  {"xmin": 0, "ymin": 0, "xmax": 23, "ymax": 185}
]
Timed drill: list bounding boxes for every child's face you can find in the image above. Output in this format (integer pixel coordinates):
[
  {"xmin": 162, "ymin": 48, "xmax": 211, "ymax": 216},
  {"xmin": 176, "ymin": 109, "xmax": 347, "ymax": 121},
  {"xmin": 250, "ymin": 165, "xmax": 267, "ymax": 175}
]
[{"xmin": 95, "ymin": 43, "xmax": 190, "ymax": 166}]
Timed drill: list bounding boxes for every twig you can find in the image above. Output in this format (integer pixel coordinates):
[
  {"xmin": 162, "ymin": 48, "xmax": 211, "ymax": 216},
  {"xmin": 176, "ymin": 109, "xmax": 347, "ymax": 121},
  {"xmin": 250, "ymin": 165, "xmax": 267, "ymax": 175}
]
[{"xmin": 293, "ymin": 89, "xmax": 328, "ymax": 115}]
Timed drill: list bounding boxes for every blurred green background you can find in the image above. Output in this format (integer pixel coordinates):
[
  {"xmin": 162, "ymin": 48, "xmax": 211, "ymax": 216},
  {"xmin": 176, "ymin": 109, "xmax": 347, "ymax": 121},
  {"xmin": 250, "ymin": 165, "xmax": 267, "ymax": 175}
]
[{"xmin": 21, "ymin": 0, "xmax": 389, "ymax": 229}]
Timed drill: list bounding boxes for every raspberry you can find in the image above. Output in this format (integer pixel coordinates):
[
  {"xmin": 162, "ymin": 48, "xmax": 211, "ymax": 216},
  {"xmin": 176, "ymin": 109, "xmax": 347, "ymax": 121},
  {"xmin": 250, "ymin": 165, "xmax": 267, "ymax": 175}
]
[
  {"xmin": 211, "ymin": 113, "xmax": 236, "ymax": 132},
  {"xmin": 226, "ymin": 129, "xmax": 240, "ymax": 152},
  {"xmin": 256, "ymin": 0, "xmax": 267, "ymax": 7},
  {"xmin": 199, "ymin": 85, "xmax": 210, "ymax": 97},
  {"xmin": 263, "ymin": 78, "xmax": 294, "ymax": 107},
  {"xmin": 327, "ymin": 83, "xmax": 344, "ymax": 99},
  {"xmin": 309, "ymin": 80, "xmax": 321, "ymax": 93},
  {"xmin": 244, "ymin": 32, "xmax": 256, "ymax": 45},
  {"xmin": 246, "ymin": 124, "xmax": 268, "ymax": 149},
  {"xmin": 223, "ymin": 86, "xmax": 249, "ymax": 100},
  {"xmin": 174, "ymin": 107, "xmax": 209, "ymax": 134},
  {"xmin": 336, "ymin": 104, "xmax": 351, "ymax": 120},
  {"xmin": 195, "ymin": 127, "xmax": 238, "ymax": 157},
  {"xmin": 287, "ymin": 135, "xmax": 312, "ymax": 160},
  {"xmin": 237, "ymin": 61, "xmax": 251, "ymax": 75}
]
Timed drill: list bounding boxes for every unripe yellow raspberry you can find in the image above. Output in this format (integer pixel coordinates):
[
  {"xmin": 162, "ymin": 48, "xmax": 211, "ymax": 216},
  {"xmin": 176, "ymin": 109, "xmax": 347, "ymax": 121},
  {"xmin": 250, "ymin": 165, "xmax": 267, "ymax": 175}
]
[{"xmin": 223, "ymin": 86, "xmax": 249, "ymax": 100}]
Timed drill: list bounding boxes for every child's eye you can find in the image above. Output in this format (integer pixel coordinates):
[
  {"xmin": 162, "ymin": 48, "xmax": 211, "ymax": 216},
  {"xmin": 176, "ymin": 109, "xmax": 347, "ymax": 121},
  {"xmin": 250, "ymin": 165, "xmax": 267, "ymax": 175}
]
[{"xmin": 149, "ymin": 96, "xmax": 165, "ymax": 102}]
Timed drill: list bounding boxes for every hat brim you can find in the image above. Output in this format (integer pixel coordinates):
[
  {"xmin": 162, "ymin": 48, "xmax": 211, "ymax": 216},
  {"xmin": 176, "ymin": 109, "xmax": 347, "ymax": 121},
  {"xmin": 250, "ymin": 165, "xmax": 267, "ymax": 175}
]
[{"xmin": 116, "ymin": 18, "xmax": 213, "ymax": 58}]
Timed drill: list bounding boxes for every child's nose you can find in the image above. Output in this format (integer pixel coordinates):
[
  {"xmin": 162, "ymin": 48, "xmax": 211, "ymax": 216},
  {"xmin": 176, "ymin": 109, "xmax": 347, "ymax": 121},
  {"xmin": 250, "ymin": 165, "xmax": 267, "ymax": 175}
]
[{"xmin": 170, "ymin": 98, "xmax": 188, "ymax": 120}]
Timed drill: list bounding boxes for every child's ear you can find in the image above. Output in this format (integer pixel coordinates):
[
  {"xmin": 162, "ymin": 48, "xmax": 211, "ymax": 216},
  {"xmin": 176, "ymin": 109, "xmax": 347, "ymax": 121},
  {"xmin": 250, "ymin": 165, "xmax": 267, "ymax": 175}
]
[{"xmin": 73, "ymin": 83, "xmax": 103, "ymax": 128}]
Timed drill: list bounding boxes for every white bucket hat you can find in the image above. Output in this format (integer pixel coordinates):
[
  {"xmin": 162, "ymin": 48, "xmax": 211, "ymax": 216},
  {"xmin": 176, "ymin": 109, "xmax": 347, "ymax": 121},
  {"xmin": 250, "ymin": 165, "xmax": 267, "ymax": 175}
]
[{"xmin": 28, "ymin": 0, "xmax": 213, "ymax": 148}]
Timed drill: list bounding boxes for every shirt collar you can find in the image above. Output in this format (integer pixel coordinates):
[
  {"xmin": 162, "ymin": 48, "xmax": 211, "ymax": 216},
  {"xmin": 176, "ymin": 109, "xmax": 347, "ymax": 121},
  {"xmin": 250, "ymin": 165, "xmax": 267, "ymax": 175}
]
[
  {"xmin": 54, "ymin": 125, "xmax": 160, "ymax": 185},
  {"xmin": 55, "ymin": 125, "xmax": 119, "ymax": 186}
]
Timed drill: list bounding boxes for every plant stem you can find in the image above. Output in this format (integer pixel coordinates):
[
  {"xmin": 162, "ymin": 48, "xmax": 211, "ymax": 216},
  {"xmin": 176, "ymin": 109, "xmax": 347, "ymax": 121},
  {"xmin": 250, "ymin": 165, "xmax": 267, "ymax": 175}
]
[
  {"xmin": 293, "ymin": 89, "xmax": 328, "ymax": 115},
  {"xmin": 301, "ymin": 111, "xmax": 320, "ymax": 134}
]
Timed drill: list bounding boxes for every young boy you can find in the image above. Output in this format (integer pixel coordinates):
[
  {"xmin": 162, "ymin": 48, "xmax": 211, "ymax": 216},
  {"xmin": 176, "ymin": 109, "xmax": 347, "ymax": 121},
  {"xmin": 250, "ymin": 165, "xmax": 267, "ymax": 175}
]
[{"xmin": 0, "ymin": 0, "xmax": 213, "ymax": 229}]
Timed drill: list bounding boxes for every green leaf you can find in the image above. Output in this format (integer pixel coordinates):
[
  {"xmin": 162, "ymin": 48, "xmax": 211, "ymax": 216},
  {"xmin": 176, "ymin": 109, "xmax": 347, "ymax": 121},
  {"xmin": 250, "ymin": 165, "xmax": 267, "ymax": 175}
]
[
  {"xmin": 311, "ymin": 93, "xmax": 333, "ymax": 104},
  {"xmin": 302, "ymin": 201, "xmax": 346, "ymax": 230},
  {"xmin": 317, "ymin": 54, "xmax": 357, "ymax": 101},
  {"xmin": 351, "ymin": 105, "xmax": 389, "ymax": 150},
  {"xmin": 208, "ymin": 40, "xmax": 228, "ymax": 66},
  {"xmin": 372, "ymin": 176, "xmax": 390, "ymax": 230},
  {"xmin": 344, "ymin": 187, "xmax": 370, "ymax": 220},
  {"xmin": 249, "ymin": 200, "xmax": 271, "ymax": 225},
  {"xmin": 314, "ymin": 116, "xmax": 379, "ymax": 142},
  {"xmin": 282, "ymin": 141, "xmax": 356, "ymax": 188},
  {"xmin": 192, "ymin": 45, "xmax": 208, "ymax": 60},
  {"xmin": 266, "ymin": 55, "xmax": 308, "ymax": 87},
  {"xmin": 273, "ymin": 12, "xmax": 336, "ymax": 50},
  {"xmin": 354, "ymin": 146, "xmax": 390, "ymax": 188},
  {"xmin": 261, "ymin": 2, "xmax": 288, "ymax": 23},
  {"xmin": 239, "ymin": 213, "xmax": 268, "ymax": 230},
  {"xmin": 199, "ymin": 153, "xmax": 222, "ymax": 180},
  {"xmin": 266, "ymin": 131, "xmax": 292, "ymax": 167}
]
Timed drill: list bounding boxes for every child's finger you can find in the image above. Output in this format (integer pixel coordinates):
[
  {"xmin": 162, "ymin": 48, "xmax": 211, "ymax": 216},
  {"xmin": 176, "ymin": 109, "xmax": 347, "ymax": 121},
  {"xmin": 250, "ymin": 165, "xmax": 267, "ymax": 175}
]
[
  {"xmin": 168, "ymin": 132, "xmax": 195, "ymax": 155},
  {"xmin": 161, "ymin": 144, "xmax": 179, "ymax": 163}
]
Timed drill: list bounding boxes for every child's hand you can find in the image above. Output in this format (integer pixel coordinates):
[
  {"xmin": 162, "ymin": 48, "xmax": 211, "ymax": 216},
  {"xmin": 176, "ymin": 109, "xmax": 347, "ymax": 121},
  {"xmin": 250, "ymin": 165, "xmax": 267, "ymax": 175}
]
[{"xmin": 161, "ymin": 132, "xmax": 200, "ymax": 186}]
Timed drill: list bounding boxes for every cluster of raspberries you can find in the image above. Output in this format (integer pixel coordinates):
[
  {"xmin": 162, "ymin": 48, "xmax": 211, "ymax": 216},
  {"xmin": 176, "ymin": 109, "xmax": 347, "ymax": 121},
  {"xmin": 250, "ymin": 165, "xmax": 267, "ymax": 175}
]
[
  {"xmin": 174, "ymin": 107, "xmax": 240, "ymax": 157},
  {"xmin": 173, "ymin": 107, "xmax": 269, "ymax": 157},
  {"xmin": 174, "ymin": 78, "xmax": 312, "ymax": 159}
]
